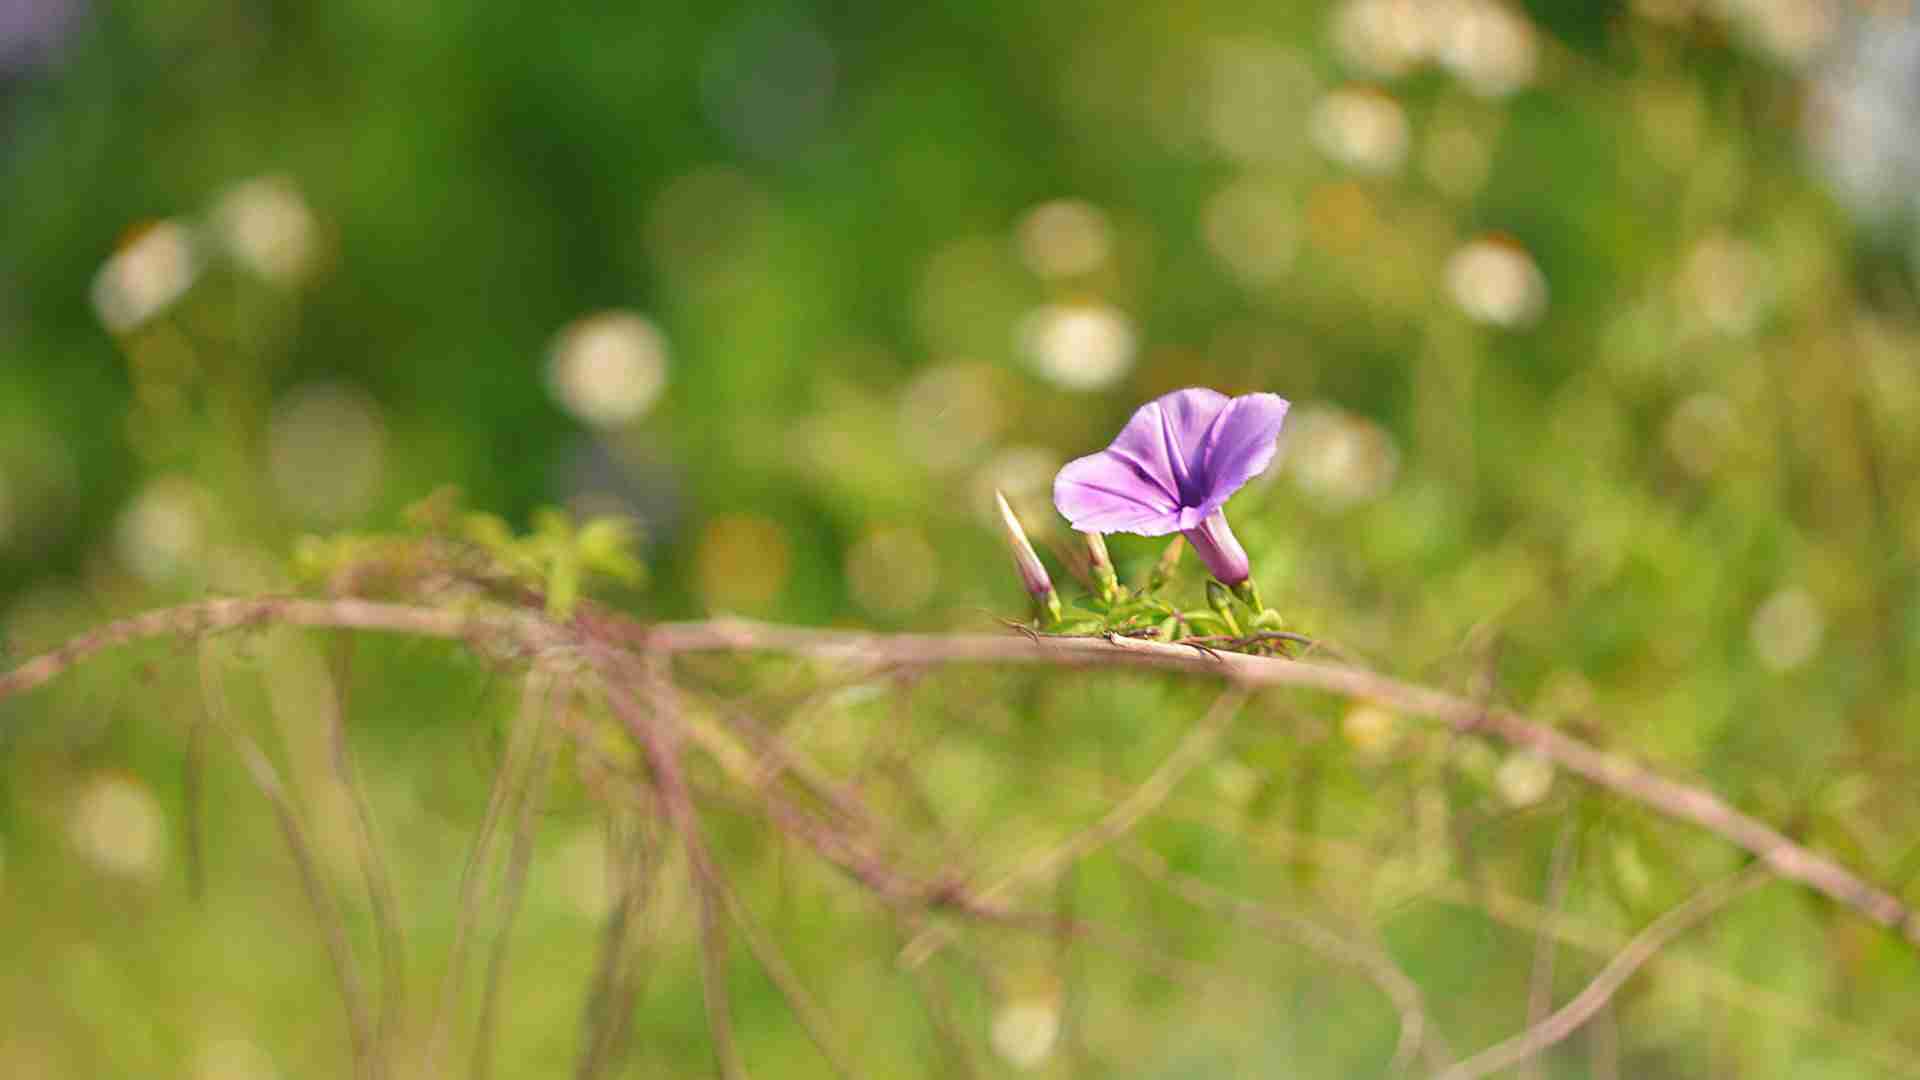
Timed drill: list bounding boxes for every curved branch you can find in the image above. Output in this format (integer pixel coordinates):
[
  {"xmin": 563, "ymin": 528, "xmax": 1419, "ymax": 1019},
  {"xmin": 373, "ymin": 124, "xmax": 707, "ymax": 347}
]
[
  {"xmin": 1439, "ymin": 865, "xmax": 1774, "ymax": 1080},
  {"xmin": 3, "ymin": 600, "xmax": 1916, "ymax": 953}
]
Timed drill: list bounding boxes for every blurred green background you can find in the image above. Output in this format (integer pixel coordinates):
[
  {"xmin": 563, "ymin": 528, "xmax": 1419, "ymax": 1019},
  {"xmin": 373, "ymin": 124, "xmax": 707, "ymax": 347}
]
[{"xmin": 6, "ymin": 0, "xmax": 1920, "ymax": 1075}]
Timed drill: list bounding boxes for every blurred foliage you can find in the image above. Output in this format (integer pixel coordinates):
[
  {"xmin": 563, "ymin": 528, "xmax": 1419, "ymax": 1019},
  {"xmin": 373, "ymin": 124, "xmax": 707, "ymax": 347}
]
[{"xmin": 5, "ymin": 0, "xmax": 1920, "ymax": 1076}]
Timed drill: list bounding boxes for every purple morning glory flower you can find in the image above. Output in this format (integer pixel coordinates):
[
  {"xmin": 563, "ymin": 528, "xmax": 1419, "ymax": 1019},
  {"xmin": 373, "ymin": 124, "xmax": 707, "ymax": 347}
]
[{"xmin": 1053, "ymin": 387, "xmax": 1289, "ymax": 586}]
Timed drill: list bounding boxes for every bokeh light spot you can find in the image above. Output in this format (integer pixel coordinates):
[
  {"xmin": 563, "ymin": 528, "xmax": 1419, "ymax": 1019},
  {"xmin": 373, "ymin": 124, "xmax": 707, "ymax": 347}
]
[
  {"xmin": 90, "ymin": 220, "xmax": 200, "ymax": 333},
  {"xmin": 212, "ymin": 175, "xmax": 319, "ymax": 285},
  {"xmin": 546, "ymin": 311, "xmax": 670, "ymax": 428},
  {"xmin": 1015, "ymin": 199, "xmax": 1113, "ymax": 279},
  {"xmin": 1445, "ymin": 234, "xmax": 1548, "ymax": 327},
  {"xmin": 69, "ymin": 774, "xmax": 167, "ymax": 880},
  {"xmin": 1019, "ymin": 303, "xmax": 1137, "ymax": 391},
  {"xmin": 1310, "ymin": 86, "xmax": 1409, "ymax": 174}
]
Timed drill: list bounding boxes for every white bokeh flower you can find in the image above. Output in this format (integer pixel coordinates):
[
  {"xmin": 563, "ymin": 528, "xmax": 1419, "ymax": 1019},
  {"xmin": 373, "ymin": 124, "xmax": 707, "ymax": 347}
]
[
  {"xmin": 1020, "ymin": 303, "xmax": 1137, "ymax": 391},
  {"xmin": 91, "ymin": 220, "xmax": 200, "ymax": 332},
  {"xmin": 1446, "ymin": 234, "xmax": 1549, "ymax": 327},
  {"xmin": 69, "ymin": 775, "xmax": 167, "ymax": 880},
  {"xmin": 1016, "ymin": 199, "xmax": 1113, "ymax": 279},
  {"xmin": 212, "ymin": 175, "xmax": 319, "ymax": 284},
  {"xmin": 990, "ymin": 998, "xmax": 1061, "ymax": 1070},
  {"xmin": 547, "ymin": 311, "xmax": 670, "ymax": 427},
  {"xmin": 1310, "ymin": 86, "xmax": 1409, "ymax": 174}
]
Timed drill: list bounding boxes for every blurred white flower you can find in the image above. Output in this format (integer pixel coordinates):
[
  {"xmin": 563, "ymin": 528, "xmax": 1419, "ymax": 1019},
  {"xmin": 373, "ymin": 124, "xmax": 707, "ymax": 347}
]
[
  {"xmin": 268, "ymin": 382, "xmax": 387, "ymax": 524},
  {"xmin": 69, "ymin": 775, "xmax": 167, "ymax": 880},
  {"xmin": 116, "ymin": 477, "xmax": 206, "ymax": 584},
  {"xmin": 1020, "ymin": 303, "xmax": 1137, "ymax": 391},
  {"xmin": 1310, "ymin": 86, "xmax": 1410, "ymax": 174},
  {"xmin": 91, "ymin": 220, "xmax": 200, "ymax": 332},
  {"xmin": 1332, "ymin": 0, "xmax": 1437, "ymax": 78},
  {"xmin": 546, "ymin": 311, "xmax": 670, "ymax": 427},
  {"xmin": 1733, "ymin": 0, "xmax": 1835, "ymax": 66},
  {"xmin": 1495, "ymin": 750, "xmax": 1554, "ymax": 807},
  {"xmin": 1201, "ymin": 177, "xmax": 1296, "ymax": 286},
  {"xmin": 212, "ymin": 176, "xmax": 319, "ymax": 284},
  {"xmin": 1809, "ymin": 13, "xmax": 1920, "ymax": 222},
  {"xmin": 990, "ymin": 998, "xmax": 1061, "ymax": 1070},
  {"xmin": 1016, "ymin": 199, "xmax": 1113, "ymax": 279},
  {"xmin": 1285, "ymin": 404, "xmax": 1401, "ymax": 509},
  {"xmin": 1437, "ymin": 1, "xmax": 1539, "ymax": 98},
  {"xmin": 1751, "ymin": 586, "xmax": 1825, "ymax": 671},
  {"xmin": 1445, "ymin": 234, "xmax": 1548, "ymax": 327}
]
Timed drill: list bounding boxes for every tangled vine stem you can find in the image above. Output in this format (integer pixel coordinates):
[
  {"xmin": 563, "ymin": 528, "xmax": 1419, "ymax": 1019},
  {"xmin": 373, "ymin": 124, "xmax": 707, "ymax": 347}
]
[{"xmin": 3, "ymin": 596, "xmax": 1918, "ymax": 955}]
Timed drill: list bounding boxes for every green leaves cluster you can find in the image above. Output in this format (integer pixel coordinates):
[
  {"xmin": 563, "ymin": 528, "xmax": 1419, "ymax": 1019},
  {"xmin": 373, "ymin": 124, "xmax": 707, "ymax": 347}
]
[
  {"xmin": 294, "ymin": 490, "xmax": 644, "ymax": 618},
  {"xmin": 1039, "ymin": 538, "xmax": 1295, "ymax": 655}
]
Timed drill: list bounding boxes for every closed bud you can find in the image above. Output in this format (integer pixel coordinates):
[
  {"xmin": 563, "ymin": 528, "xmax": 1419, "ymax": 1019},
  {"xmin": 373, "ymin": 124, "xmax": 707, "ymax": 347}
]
[{"xmin": 995, "ymin": 491, "xmax": 1061, "ymax": 625}]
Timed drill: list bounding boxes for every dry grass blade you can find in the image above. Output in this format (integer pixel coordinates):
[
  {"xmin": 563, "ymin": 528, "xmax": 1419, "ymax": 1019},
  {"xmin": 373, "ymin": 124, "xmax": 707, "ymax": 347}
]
[
  {"xmin": 201, "ymin": 647, "xmax": 377, "ymax": 1078},
  {"xmin": 6, "ymin": 602, "xmax": 1916, "ymax": 957},
  {"xmin": 1120, "ymin": 843, "xmax": 1448, "ymax": 1074},
  {"xmin": 1438, "ymin": 864, "xmax": 1776, "ymax": 1080},
  {"xmin": 1520, "ymin": 821, "xmax": 1578, "ymax": 1080},
  {"xmin": 894, "ymin": 919, "xmax": 978, "ymax": 1080},
  {"xmin": 324, "ymin": 634, "xmax": 406, "ymax": 1073},
  {"xmin": 184, "ymin": 712, "xmax": 208, "ymax": 903},
  {"xmin": 576, "ymin": 805, "xmax": 657, "ymax": 1079},
  {"xmin": 715, "ymin": 856, "xmax": 858, "ymax": 1078},
  {"xmin": 423, "ymin": 664, "xmax": 552, "ymax": 1075},
  {"xmin": 472, "ymin": 678, "xmax": 561, "ymax": 1080},
  {"xmin": 595, "ymin": 652, "xmax": 748, "ymax": 1080}
]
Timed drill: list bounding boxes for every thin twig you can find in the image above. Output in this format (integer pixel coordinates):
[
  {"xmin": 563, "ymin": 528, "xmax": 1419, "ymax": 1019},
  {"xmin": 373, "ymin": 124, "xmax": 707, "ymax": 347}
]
[
  {"xmin": 201, "ymin": 647, "xmax": 376, "ymax": 1078},
  {"xmin": 1520, "ymin": 821, "xmax": 1579, "ymax": 1080},
  {"xmin": 1120, "ymin": 843, "xmax": 1449, "ymax": 1074},
  {"xmin": 715, "ymin": 868, "xmax": 859, "ymax": 1079},
  {"xmin": 901, "ymin": 690, "xmax": 1246, "ymax": 967},
  {"xmin": 472, "ymin": 679, "xmax": 561, "ymax": 1080},
  {"xmin": 424, "ymin": 666, "xmax": 551, "ymax": 1075},
  {"xmin": 7, "ymin": 602, "xmax": 1919, "ymax": 951},
  {"xmin": 324, "ymin": 634, "xmax": 405, "ymax": 1078},
  {"xmin": 576, "ymin": 799, "xmax": 658, "ymax": 1079},
  {"xmin": 1437, "ymin": 864, "xmax": 1776, "ymax": 1080},
  {"xmin": 595, "ymin": 651, "xmax": 748, "ymax": 1080}
]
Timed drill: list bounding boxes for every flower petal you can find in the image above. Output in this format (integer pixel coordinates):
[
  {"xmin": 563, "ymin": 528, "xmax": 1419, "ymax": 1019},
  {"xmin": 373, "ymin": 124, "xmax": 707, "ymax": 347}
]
[
  {"xmin": 1196, "ymin": 392, "xmax": 1290, "ymax": 507},
  {"xmin": 1053, "ymin": 449, "xmax": 1184, "ymax": 534},
  {"xmin": 1104, "ymin": 388, "xmax": 1233, "ymax": 506}
]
